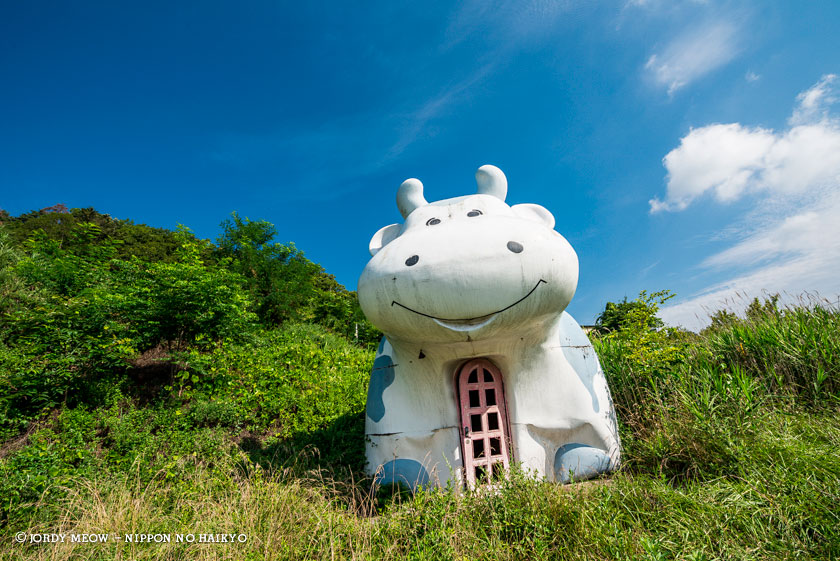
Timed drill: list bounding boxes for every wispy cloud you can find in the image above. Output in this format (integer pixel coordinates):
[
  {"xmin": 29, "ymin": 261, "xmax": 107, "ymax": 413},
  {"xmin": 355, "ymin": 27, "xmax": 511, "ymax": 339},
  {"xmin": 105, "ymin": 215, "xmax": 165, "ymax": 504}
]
[
  {"xmin": 640, "ymin": 260, "xmax": 661, "ymax": 277},
  {"xmin": 626, "ymin": 0, "xmax": 711, "ymax": 10},
  {"xmin": 790, "ymin": 73, "xmax": 837, "ymax": 126},
  {"xmin": 443, "ymin": 0, "xmax": 573, "ymax": 51},
  {"xmin": 645, "ymin": 21, "xmax": 739, "ymax": 95},
  {"xmin": 208, "ymin": 65, "xmax": 496, "ymax": 202},
  {"xmin": 208, "ymin": 1, "xmax": 577, "ymax": 201},
  {"xmin": 659, "ymin": 207, "xmax": 840, "ymax": 330},
  {"xmin": 653, "ymin": 75, "xmax": 840, "ymax": 329},
  {"xmin": 385, "ymin": 64, "xmax": 495, "ymax": 160}
]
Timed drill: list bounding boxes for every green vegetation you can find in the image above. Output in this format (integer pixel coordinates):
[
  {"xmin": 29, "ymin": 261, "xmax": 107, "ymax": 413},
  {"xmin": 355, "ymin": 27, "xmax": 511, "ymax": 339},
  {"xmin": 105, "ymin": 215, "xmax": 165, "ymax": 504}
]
[
  {"xmin": 1, "ymin": 207, "xmax": 838, "ymax": 560},
  {"xmin": 594, "ymin": 289, "xmax": 675, "ymax": 334}
]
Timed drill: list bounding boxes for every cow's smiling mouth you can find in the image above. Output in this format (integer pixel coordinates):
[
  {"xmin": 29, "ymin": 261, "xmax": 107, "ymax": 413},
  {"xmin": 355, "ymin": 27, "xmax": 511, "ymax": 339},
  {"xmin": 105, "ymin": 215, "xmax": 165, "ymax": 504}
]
[{"xmin": 391, "ymin": 279, "xmax": 547, "ymax": 331}]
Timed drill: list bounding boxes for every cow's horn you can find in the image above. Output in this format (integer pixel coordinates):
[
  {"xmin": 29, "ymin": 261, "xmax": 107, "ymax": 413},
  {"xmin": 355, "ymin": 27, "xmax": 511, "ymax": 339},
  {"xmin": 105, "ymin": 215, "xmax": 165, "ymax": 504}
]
[
  {"xmin": 475, "ymin": 164, "xmax": 507, "ymax": 201},
  {"xmin": 397, "ymin": 178, "xmax": 428, "ymax": 218}
]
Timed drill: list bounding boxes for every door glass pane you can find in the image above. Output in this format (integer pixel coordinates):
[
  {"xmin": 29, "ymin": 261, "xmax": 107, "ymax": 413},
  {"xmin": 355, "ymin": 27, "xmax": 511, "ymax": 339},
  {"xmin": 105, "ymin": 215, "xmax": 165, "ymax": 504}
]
[
  {"xmin": 485, "ymin": 388, "xmax": 496, "ymax": 406},
  {"xmin": 473, "ymin": 438, "xmax": 485, "ymax": 459},
  {"xmin": 470, "ymin": 414, "xmax": 482, "ymax": 433},
  {"xmin": 489, "ymin": 437, "xmax": 501, "ymax": 456}
]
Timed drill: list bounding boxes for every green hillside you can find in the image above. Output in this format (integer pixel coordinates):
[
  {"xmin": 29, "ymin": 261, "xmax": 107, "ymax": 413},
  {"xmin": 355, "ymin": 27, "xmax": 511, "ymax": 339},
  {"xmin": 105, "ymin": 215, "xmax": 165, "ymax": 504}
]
[{"xmin": 0, "ymin": 207, "xmax": 838, "ymax": 560}]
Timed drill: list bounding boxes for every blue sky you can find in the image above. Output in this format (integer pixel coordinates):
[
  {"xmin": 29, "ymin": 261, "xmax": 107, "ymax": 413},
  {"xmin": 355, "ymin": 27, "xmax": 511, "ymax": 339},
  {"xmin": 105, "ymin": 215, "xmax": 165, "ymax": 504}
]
[{"xmin": 2, "ymin": 1, "xmax": 839, "ymax": 329}]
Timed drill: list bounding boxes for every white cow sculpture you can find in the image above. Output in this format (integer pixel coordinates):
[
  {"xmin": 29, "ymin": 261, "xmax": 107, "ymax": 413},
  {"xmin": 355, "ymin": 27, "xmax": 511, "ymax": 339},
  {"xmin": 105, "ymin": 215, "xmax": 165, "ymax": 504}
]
[{"xmin": 358, "ymin": 165, "xmax": 620, "ymax": 489}]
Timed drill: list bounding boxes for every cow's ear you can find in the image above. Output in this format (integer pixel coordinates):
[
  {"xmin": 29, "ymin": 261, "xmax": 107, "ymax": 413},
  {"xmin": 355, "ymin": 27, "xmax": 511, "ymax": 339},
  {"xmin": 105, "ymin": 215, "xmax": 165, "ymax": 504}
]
[
  {"xmin": 511, "ymin": 204, "xmax": 555, "ymax": 229},
  {"xmin": 369, "ymin": 224, "xmax": 401, "ymax": 256}
]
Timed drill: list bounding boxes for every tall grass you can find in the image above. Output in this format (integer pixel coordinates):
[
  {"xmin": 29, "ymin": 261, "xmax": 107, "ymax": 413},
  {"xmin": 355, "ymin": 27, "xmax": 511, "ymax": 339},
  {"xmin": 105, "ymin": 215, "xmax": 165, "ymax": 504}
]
[
  {"xmin": 596, "ymin": 298, "xmax": 839, "ymax": 429},
  {"xmin": 699, "ymin": 304, "xmax": 840, "ymax": 402},
  {"xmin": 4, "ymin": 426, "xmax": 838, "ymax": 561}
]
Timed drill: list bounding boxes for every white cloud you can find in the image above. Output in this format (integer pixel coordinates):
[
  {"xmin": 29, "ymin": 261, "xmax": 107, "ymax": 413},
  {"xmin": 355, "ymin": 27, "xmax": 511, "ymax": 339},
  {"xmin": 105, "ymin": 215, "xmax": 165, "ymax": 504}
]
[
  {"xmin": 645, "ymin": 21, "xmax": 739, "ymax": 95},
  {"xmin": 702, "ymin": 208, "xmax": 836, "ymax": 269},
  {"xmin": 649, "ymin": 120, "xmax": 840, "ymax": 212},
  {"xmin": 745, "ymin": 71, "xmax": 760, "ymax": 82},
  {"xmin": 659, "ymin": 247, "xmax": 840, "ymax": 331},
  {"xmin": 659, "ymin": 207, "xmax": 840, "ymax": 330},
  {"xmin": 790, "ymin": 73, "xmax": 837, "ymax": 125},
  {"xmin": 649, "ymin": 123, "xmax": 777, "ymax": 212},
  {"xmin": 651, "ymin": 76, "xmax": 840, "ymax": 212},
  {"xmin": 652, "ymin": 75, "xmax": 840, "ymax": 329}
]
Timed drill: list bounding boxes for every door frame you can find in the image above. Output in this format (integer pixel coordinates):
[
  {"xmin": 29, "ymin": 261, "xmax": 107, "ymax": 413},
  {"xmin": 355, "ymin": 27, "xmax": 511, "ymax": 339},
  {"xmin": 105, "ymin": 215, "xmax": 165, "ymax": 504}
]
[{"xmin": 454, "ymin": 358, "xmax": 513, "ymax": 487}]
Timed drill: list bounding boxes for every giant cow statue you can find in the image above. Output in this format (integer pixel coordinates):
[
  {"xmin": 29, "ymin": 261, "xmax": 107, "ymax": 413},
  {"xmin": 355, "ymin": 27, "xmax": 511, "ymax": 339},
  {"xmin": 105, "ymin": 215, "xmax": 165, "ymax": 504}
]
[{"xmin": 358, "ymin": 165, "xmax": 620, "ymax": 489}]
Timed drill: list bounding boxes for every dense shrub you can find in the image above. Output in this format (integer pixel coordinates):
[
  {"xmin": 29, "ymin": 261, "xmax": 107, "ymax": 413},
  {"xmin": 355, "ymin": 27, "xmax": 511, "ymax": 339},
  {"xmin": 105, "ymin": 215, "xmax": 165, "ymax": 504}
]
[
  {"xmin": 173, "ymin": 323, "xmax": 372, "ymax": 436},
  {"xmin": 0, "ymin": 209, "xmax": 377, "ymax": 436}
]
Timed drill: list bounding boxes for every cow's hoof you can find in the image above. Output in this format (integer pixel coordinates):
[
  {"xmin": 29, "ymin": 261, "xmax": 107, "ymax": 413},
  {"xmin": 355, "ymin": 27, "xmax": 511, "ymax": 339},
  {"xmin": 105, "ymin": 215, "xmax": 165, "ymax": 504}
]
[
  {"xmin": 554, "ymin": 443, "xmax": 612, "ymax": 484},
  {"xmin": 375, "ymin": 459, "xmax": 430, "ymax": 492}
]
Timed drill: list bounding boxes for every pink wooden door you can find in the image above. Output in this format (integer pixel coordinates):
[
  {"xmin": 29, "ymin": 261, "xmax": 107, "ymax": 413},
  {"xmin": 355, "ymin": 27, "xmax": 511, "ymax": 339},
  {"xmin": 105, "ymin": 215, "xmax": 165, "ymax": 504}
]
[{"xmin": 457, "ymin": 359, "xmax": 511, "ymax": 487}]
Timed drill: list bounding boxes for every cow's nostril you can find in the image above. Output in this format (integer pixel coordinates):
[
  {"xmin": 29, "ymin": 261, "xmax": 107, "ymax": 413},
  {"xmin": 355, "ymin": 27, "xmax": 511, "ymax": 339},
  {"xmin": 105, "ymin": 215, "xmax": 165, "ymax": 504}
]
[
  {"xmin": 507, "ymin": 241, "xmax": 524, "ymax": 254},
  {"xmin": 405, "ymin": 255, "xmax": 420, "ymax": 266}
]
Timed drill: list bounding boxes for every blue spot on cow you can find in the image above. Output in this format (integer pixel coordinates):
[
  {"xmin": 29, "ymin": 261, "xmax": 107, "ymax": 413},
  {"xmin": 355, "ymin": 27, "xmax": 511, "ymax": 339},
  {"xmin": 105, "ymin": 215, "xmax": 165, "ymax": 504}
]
[
  {"xmin": 376, "ymin": 459, "xmax": 430, "ymax": 491},
  {"xmin": 377, "ymin": 336, "xmax": 387, "ymax": 355},
  {"xmin": 554, "ymin": 443, "xmax": 612, "ymax": 483},
  {"xmin": 558, "ymin": 311, "xmax": 600, "ymax": 412},
  {"xmin": 366, "ymin": 354, "xmax": 395, "ymax": 422}
]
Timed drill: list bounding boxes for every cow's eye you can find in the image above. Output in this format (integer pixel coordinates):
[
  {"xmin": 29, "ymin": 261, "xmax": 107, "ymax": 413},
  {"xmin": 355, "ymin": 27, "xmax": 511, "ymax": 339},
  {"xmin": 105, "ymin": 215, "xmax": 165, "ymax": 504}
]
[
  {"xmin": 426, "ymin": 218, "xmax": 441, "ymax": 226},
  {"xmin": 467, "ymin": 209, "xmax": 483, "ymax": 217}
]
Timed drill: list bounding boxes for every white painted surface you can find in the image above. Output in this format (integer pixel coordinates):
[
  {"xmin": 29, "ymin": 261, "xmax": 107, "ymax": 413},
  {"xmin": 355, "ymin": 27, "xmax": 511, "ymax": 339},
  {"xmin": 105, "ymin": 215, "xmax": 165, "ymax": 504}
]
[{"xmin": 359, "ymin": 165, "xmax": 620, "ymax": 488}]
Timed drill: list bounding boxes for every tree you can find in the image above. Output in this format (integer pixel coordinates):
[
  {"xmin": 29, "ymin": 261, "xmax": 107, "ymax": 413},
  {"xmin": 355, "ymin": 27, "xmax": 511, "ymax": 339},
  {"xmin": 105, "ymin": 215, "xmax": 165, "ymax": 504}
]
[
  {"xmin": 595, "ymin": 290, "xmax": 674, "ymax": 334},
  {"xmin": 2, "ymin": 205, "xmax": 188, "ymax": 263},
  {"xmin": 215, "ymin": 213, "xmax": 321, "ymax": 325}
]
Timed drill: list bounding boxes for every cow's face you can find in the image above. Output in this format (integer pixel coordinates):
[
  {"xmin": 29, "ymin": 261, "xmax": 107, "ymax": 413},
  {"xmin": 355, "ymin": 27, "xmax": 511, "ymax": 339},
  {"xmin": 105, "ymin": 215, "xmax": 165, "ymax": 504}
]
[{"xmin": 358, "ymin": 165, "xmax": 578, "ymax": 344}]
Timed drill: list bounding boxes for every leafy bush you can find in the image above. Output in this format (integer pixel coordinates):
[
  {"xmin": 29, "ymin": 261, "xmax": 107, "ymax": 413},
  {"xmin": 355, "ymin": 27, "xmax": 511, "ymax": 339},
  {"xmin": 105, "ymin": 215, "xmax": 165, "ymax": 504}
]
[
  {"xmin": 0, "ymin": 224, "xmax": 257, "ymax": 432},
  {"xmin": 2, "ymin": 205, "xmax": 186, "ymax": 263},
  {"xmin": 175, "ymin": 323, "xmax": 372, "ymax": 436},
  {"xmin": 595, "ymin": 289, "xmax": 674, "ymax": 333},
  {"xmin": 113, "ymin": 227, "xmax": 257, "ymax": 353},
  {"xmin": 592, "ymin": 291, "xmax": 689, "ymax": 411},
  {"xmin": 595, "ymin": 292, "xmax": 840, "ymax": 485}
]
